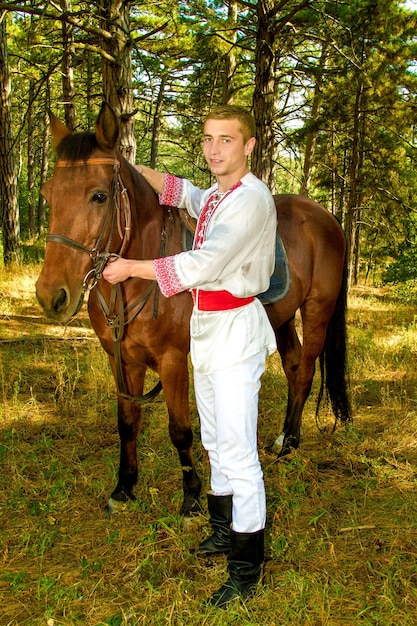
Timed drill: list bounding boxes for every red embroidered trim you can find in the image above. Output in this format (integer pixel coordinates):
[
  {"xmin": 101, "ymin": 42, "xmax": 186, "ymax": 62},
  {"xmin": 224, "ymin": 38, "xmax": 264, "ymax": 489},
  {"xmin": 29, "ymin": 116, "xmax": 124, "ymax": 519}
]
[
  {"xmin": 153, "ymin": 257, "xmax": 185, "ymax": 297},
  {"xmin": 158, "ymin": 174, "xmax": 183, "ymax": 207},
  {"xmin": 194, "ymin": 181, "xmax": 242, "ymax": 250}
]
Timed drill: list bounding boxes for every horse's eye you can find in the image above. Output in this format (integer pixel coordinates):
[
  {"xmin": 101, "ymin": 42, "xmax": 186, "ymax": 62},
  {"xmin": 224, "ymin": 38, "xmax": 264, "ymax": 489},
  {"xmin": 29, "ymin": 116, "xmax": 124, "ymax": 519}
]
[{"xmin": 92, "ymin": 192, "xmax": 108, "ymax": 204}]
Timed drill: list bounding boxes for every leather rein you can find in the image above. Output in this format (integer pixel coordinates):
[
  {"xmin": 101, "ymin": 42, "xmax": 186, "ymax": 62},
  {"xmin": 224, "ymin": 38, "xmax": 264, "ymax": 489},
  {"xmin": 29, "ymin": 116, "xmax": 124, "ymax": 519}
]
[{"xmin": 46, "ymin": 156, "xmax": 168, "ymax": 404}]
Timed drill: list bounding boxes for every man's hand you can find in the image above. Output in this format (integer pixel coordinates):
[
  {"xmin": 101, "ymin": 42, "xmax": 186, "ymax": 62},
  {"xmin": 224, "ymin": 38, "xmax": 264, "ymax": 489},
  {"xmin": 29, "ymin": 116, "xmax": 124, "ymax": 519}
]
[
  {"xmin": 102, "ymin": 258, "xmax": 133, "ymax": 284},
  {"xmin": 102, "ymin": 257, "xmax": 156, "ymax": 284},
  {"xmin": 135, "ymin": 164, "xmax": 165, "ymax": 194}
]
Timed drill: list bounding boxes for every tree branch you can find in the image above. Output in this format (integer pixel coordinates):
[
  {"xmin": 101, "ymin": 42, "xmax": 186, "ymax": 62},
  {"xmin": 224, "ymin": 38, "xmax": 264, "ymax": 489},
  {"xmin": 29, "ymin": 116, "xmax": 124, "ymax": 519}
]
[{"xmin": 0, "ymin": 2, "xmax": 113, "ymax": 40}]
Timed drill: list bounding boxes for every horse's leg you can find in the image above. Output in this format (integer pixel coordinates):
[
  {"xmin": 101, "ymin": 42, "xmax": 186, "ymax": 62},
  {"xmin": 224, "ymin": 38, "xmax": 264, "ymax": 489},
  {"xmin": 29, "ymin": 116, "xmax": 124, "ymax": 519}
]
[
  {"xmin": 158, "ymin": 353, "xmax": 202, "ymax": 518},
  {"xmin": 273, "ymin": 316, "xmax": 303, "ymax": 457},
  {"xmin": 108, "ymin": 392, "xmax": 143, "ymax": 512},
  {"xmin": 276, "ymin": 301, "xmax": 332, "ymax": 458}
]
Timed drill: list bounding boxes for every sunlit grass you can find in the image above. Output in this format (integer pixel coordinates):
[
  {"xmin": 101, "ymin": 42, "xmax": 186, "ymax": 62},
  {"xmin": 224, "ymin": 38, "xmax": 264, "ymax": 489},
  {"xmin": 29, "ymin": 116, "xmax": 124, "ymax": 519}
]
[{"xmin": 2, "ymin": 270, "xmax": 417, "ymax": 624}]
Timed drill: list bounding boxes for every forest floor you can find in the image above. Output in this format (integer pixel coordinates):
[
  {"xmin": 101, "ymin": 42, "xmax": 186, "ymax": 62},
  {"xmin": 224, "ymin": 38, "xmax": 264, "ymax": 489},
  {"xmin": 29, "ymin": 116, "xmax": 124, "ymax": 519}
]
[{"xmin": 1, "ymin": 265, "xmax": 417, "ymax": 625}]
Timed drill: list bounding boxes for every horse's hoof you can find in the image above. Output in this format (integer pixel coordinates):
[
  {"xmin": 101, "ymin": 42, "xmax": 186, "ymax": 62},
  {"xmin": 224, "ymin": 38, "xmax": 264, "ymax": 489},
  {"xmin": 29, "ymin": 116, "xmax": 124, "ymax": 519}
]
[
  {"xmin": 265, "ymin": 433, "xmax": 285, "ymax": 455},
  {"xmin": 182, "ymin": 514, "xmax": 204, "ymax": 532},
  {"xmin": 106, "ymin": 497, "xmax": 129, "ymax": 514},
  {"xmin": 274, "ymin": 449, "xmax": 290, "ymax": 463},
  {"xmin": 106, "ymin": 488, "xmax": 135, "ymax": 514},
  {"xmin": 180, "ymin": 498, "xmax": 203, "ymax": 518},
  {"xmin": 272, "ymin": 433, "xmax": 285, "ymax": 451},
  {"xmin": 180, "ymin": 497, "xmax": 204, "ymax": 529}
]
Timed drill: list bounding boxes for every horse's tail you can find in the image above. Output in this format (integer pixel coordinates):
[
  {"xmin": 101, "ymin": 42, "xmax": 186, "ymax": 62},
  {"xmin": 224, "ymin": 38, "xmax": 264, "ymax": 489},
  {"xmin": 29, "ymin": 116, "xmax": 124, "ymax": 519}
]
[{"xmin": 316, "ymin": 250, "xmax": 352, "ymax": 427}]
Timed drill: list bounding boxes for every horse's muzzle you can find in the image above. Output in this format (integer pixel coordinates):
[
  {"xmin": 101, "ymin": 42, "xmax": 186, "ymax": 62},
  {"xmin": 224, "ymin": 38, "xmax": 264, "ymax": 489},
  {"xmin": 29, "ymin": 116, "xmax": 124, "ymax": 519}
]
[{"xmin": 35, "ymin": 275, "xmax": 82, "ymax": 324}]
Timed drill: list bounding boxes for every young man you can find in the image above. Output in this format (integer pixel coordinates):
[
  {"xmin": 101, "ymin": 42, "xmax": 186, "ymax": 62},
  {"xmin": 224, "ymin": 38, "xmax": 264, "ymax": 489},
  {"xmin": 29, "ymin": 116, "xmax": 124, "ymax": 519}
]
[{"xmin": 102, "ymin": 105, "xmax": 277, "ymax": 608}]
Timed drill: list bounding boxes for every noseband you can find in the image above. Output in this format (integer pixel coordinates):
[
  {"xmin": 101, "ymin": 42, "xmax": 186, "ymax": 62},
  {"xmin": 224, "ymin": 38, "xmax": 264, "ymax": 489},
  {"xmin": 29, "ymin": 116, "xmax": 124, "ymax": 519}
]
[{"xmin": 46, "ymin": 156, "xmax": 163, "ymax": 404}]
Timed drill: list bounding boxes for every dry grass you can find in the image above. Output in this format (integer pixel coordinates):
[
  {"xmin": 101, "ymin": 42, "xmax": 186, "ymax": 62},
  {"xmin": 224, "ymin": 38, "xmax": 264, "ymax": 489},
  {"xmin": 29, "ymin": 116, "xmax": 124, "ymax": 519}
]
[{"xmin": 2, "ymin": 267, "xmax": 417, "ymax": 625}]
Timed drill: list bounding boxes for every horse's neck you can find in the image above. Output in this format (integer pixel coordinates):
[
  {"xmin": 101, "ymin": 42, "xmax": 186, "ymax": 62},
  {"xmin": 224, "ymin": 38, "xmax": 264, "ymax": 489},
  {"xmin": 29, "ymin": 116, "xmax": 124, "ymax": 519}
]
[{"xmin": 125, "ymin": 166, "xmax": 173, "ymax": 259}]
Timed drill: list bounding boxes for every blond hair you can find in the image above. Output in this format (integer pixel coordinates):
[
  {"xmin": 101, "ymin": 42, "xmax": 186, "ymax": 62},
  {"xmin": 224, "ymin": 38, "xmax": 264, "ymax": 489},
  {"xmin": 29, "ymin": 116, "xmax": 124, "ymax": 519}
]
[{"xmin": 205, "ymin": 105, "xmax": 256, "ymax": 143}]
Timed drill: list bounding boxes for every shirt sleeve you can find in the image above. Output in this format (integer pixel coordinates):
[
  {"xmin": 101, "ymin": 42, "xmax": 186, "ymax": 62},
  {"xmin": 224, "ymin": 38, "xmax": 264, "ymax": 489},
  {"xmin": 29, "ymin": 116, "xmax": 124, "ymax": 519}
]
[
  {"xmin": 153, "ymin": 256, "xmax": 187, "ymax": 298},
  {"xmin": 159, "ymin": 174, "xmax": 208, "ymax": 220},
  {"xmin": 158, "ymin": 174, "xmax": 184, "ymax": 207}
]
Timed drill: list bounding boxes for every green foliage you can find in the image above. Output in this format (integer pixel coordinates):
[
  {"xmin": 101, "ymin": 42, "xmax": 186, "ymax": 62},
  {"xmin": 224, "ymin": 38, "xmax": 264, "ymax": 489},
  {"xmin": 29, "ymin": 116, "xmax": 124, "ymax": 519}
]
[
  {"xmin": 382, "ymin": 239, "xmax": 417, "ymax": 284},
  {"xmin": 2, "ymin": 0, "xmax": 417, "ymax": 280},
  {"xmin": 20, "ymin": 237, "xmax": 46, "ymax": 263}
]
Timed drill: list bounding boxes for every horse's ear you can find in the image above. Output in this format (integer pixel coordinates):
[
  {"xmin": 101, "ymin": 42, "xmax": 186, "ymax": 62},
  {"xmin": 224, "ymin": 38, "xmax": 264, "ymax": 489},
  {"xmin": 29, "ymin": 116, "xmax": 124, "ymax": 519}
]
[
  {"xmin": 48, "ymin": 111, "xmax": 71, "ymax": 150},
  {"xmin": 95, "ymin": 102, "xmax": 120, "ymax": 151}
]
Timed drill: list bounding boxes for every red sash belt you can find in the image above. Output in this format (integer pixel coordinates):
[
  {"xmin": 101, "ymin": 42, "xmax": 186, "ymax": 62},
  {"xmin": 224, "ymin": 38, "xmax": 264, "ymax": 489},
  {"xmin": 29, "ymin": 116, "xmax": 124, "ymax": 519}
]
[{"xmin": 191, "ymin": 289, "xmax": 254, "ymax": 311}]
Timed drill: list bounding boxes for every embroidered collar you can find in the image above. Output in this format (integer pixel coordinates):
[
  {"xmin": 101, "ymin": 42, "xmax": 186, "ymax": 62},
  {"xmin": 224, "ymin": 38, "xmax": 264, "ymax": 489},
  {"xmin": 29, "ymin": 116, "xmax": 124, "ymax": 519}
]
[{"xmin": 194, "ymin": 181, "xmax": 242, "ymax": 250}]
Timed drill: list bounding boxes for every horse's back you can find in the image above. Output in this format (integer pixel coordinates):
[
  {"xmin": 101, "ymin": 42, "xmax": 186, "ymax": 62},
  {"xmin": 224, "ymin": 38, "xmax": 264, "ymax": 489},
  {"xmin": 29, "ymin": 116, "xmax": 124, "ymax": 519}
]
[
  {"xmin": 274, "ymin": 194, "xmax": 343, "ymax": 242},
  {"xmin": 274, "ymin": 193, "xmax": 345, "ymax": 263}
]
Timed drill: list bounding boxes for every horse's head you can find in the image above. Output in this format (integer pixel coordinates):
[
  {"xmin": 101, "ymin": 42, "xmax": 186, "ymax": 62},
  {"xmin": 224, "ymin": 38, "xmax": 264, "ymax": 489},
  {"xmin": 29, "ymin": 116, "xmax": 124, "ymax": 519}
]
[{"xmin": 36, "ymin": 102, "xmax": 137, "ymax": 323}]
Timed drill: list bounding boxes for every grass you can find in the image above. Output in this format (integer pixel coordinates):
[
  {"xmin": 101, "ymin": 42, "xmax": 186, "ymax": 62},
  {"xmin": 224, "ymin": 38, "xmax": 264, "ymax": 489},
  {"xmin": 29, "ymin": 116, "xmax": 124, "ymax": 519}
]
[{"xmin": 2, "ymin": 266, "xmax": 417, "ymax": 624}]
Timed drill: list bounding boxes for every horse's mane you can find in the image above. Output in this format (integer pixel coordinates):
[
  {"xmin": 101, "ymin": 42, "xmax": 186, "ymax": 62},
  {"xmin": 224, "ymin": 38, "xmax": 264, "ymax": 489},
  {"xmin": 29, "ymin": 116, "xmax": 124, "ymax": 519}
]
[
  {"xmin": 57, "ymin": 131, "xmax": 98, "ymax": 161},
  {"xmin": 55, "ymin": 130, "xmax": 158, "ymax": 210}
]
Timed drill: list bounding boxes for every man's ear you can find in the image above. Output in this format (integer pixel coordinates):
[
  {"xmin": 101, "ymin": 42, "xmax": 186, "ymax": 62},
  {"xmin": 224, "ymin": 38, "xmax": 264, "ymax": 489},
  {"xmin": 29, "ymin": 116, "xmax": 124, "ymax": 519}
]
[{"xmin": 244, "ymin": 136, "xmax": 256, "ymax": 156}]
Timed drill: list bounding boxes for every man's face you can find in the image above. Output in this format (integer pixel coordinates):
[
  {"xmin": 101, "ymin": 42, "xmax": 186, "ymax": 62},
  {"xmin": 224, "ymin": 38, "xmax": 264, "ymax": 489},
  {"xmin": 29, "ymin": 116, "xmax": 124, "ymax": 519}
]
[{"xmin": 202, "ymin": 118, "xmax": 255, "ymax": 179}]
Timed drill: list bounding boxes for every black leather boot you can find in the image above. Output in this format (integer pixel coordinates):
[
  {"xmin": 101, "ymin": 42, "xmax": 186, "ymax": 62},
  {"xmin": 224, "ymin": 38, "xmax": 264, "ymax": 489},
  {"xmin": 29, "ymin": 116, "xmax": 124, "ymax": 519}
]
[
  {"xmin": 191, "ymin": 493, "xmax": 232, "ymax": 556},
  {"xmin": 206, "ymin": 528, "xmax": 264, "ymax": 609}
]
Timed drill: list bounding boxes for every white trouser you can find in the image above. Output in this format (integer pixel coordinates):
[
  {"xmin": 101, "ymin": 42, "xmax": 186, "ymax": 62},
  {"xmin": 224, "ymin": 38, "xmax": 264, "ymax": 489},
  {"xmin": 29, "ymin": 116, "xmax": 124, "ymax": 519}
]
[{"xmin": 194, "ymin": 350, "xmax": 267, "ymax": 533}]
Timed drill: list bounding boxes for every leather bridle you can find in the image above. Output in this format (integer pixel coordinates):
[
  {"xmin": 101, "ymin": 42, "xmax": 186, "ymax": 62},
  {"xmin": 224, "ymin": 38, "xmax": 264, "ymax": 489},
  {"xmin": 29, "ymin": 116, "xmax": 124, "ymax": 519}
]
[
  {"xmin": 46, "ymin": 156, "xmax": 163, "ymax": 404},
  {"xmin": 47, "ymin": 157, "xmax": 130, "ymax": 301}
]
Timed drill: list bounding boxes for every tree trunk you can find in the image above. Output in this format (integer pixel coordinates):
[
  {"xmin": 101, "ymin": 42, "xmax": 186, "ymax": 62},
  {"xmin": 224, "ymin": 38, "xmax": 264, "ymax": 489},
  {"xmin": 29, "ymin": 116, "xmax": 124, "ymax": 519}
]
[
  {"xmin": 37, "ymin": 86, "xmax": 50, "ymax": 234},
  {"xmin": 335, "ymin": 141, "xmax": 348, "ymax": 225},
  {"xmin": 222, "ymin": 0, "xmax": 238, "ymax": 105},
  {"xmin": 252, "ymin": 0, "xmax": 310, "ymax": 191},
  {"xmin": 99, "ymin": 0, "xmax": 136, "ymax": 163},
  {"xmin": 0, "ymin": 16, "xmax": 20, "ymax": 265},
  {"xmin": 85, "ymin": 49, "xmax": 95, "ymax": 132},
  {"xmin": 251, "ymin": 0, "xmax": 279, "ymax": 191},
  {"xmin": 27, "ymin": 80, "xmax": 35, "ymax": 237},
  {"xmin": 346, "ymin": 76, "xmax": 365, "ymax": 287},
  {"xmin": 353, "ymin": 218, "xmax": 361, "ymax": 284},
  {"xmin": 299, "ymin": 42, "xmax": 328, "ymax": 197},
  {"xmin": 60, "ymin": 0, "xmax": 77, "ymax": 131},
  {"xmin": 150, "ymin": 75, "xmax": 167, "ymax": 169}
]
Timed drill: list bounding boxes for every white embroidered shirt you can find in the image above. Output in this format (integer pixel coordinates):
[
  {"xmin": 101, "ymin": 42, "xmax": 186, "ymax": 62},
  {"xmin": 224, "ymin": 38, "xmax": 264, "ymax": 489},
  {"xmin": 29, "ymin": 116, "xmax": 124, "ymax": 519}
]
[{"xmin": 153, "ymin": 172, "xmax": 277, "ymax": 373}]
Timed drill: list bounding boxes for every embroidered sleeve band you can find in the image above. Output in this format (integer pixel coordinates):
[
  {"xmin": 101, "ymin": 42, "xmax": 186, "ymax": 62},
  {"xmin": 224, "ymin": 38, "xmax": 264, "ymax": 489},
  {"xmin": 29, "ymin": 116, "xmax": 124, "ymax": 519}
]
[
  {"xmin": 153, "ymin": 257, "xmax": 186, "ymax": 298},
  {"xmin": 158, "ymin": 174, "xmax": 184, "ymax": 207}
]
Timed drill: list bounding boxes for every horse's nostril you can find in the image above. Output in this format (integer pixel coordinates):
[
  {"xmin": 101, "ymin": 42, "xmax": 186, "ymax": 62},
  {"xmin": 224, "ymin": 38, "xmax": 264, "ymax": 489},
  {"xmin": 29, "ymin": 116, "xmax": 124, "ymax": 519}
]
[{"xmin": 52, "ymin": 288, "xmax": 68, "ymax": 313}]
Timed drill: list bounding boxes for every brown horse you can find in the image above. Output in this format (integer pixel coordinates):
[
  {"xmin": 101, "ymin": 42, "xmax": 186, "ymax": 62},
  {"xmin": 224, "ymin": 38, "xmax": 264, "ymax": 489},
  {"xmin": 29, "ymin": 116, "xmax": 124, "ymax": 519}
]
[{"xmin": 35, "ymin": 102, "xmax": 351, "ymax": 517}]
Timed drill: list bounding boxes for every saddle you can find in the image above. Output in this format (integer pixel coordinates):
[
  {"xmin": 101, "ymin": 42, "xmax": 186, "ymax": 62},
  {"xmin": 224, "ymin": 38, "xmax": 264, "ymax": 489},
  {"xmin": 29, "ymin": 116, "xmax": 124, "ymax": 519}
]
[{"xmin": 257, "ymin": 234, "xmax": 290, "ymax": 304}]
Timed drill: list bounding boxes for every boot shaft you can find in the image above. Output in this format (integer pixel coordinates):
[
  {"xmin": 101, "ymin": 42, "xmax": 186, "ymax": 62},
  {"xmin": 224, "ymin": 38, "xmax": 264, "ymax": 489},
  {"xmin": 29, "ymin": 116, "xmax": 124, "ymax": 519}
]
[
  {"xmin": 228, "ymin": 528, "xmax": 264, "ymax": 567},
  {"xmin": 191, "ymin": 493, "xmax": 232, "ymax": 556},
  {"xmin": 207, "ymin": 493, "xmax": 232, "ymax": 528}
]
